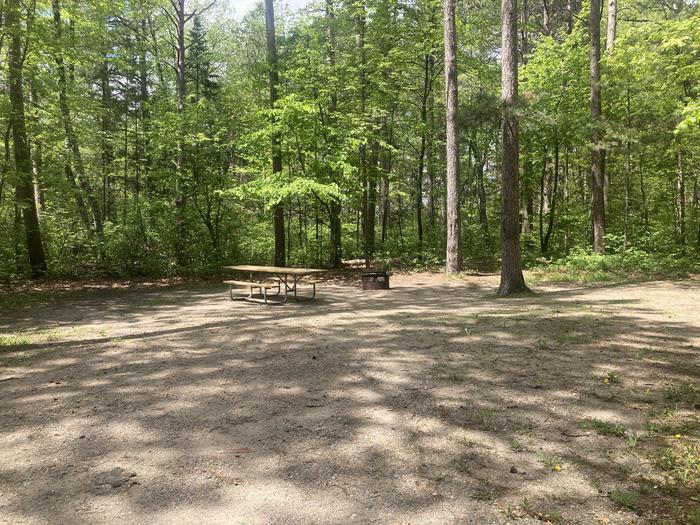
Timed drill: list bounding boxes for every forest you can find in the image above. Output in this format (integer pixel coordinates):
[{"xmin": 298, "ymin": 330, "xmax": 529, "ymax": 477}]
[{"xmin": 1, "ymin": 0, "xmax": 699, "ymax": 281}]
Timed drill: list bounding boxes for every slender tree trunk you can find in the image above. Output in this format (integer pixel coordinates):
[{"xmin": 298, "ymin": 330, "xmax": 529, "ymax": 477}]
[
  {"xmin": 624, "ymin": 140, "xmax": 630, "ymax": 250},
  {"xmin": 624, "ymin": 82, "xmax": 631, "ymax": 250},
  {"xmin": 695, "ymin": 174, "xmax": 700, "ymax": 252},
  {"xmin": 589, "ymin": 0, "xmax": 606, "ymax": 252},
  {"xmin": 52, "ymin": 0, "xmax": 103, "ymax": 237},
  {"xmin": 640, "ymin": 149, "xmax": 648, "ymax": 231},
  {"xmin": 563, "ymin": 147, "xmax": 570, "ymax": 253},
  {"xmin": 172, "ymin": 0, "xmax": 189, "ymax": 265},
  {"xmin": 426, "ymin": 61, "xmax": 436, "ymax": 233},
  {"xmin": 606, "ymin": 0, "xmax": 617, "ymax": 53},
  {"xmin": 443, "ymin": 0, "xmax": 461, "ymax": 274},
  {"xmin": 498, "ymin": 0, "xmax": 528, "ymax": 295},
  {"xmin": 677, "ymin": 149, "xmax": 686, "ymax": 250},
  {"xmin": 365, "ymin": 141, "xmax": 378, "ymax": 261},
  {"xmin": 381, "ymin": 171, "xmax": 390, "ymax": 246},
  {"xmin": 542, "ymin": 142, "xmax": 559, "ymax": 253},
  {"xmin": 28, "ymin": 80, "xmax": 44, "ymax": 223},
  {"xmin": 8, "ymin": 0, "xmax": 46, "ymax": 276},
  {"xmin": 471, "ymin": 141, "xmax": 489, "ymax": 247},
  {"xmin": 325, "ymin": 0, "xmax": 341, "ymax": 268},
  {"xmin": 100, "ymin": 53, "xmax": 115, "ymax": 222},
  {"xmin": 542, "ymin": 0, "xmax": 550, "ymax": 35},
  {"xmin": 416, "ymin": 53, "xmax": 432, "ymax": 251},
  {"xmin": 264, "ymin": 0, "xmax": 286, "ymax": 266}
]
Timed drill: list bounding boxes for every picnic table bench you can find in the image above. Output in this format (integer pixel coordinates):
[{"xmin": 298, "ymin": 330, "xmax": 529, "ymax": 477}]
[{"xmin": 222, "ymin": 265, "xmax": 327, "ymax": 304}]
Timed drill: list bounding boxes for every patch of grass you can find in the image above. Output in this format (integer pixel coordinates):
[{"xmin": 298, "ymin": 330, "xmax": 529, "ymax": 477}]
[
  {"xmin": 647, "ymin": 408, "xmax": 700, "ymax": 436},
  {"xmin": 610, "ymin": 489, "xmax": 640, "ymax": 511},
  {"xmin": 665, "ymin": 381, "xmax": 700, "ymax": 406},
  {"xmin": 545, "ymin": 509, "xmax": 566, "ymax": 524},
  {"xmin": 659, "ymin": 440, "xmax": 700, "ymax": 488},
  {"xmin": 0, "ymin": 291, "xmax": 55, "ymax": 308},
  {"xmin": 0, "ymin": 326, "xmax": 85, "ymax": 349},
  {"xmin": 581, "ymin": 418, "xmax": 627, "ymax": 437},
  {"xmin": 509, "ymin": 439, "xmax": 525, "ymax": 452}
]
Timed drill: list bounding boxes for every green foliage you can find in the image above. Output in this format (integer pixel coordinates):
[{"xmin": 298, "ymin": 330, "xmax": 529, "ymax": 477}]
[
  {"xmin": 531, "ymin": 242, "xmax": 700, "ymax": 283},
  {"xmin": 0, "ymin": 0, "xmax": 698, "ymax": 279}
]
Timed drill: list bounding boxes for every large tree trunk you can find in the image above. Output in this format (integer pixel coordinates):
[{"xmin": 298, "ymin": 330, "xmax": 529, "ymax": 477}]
[
  {"xmin": 498, "ymin": 0, "xmax": 528, "ymax": 296},
  {"xmin": 264, "ymin": 0, "xmax": 286, "ymax": 266},
  {"xmin": 443, "ymin": 0, "xmax": 461, "ymax": 274},
  {"xmin": 589, "ymin": 0, "xmax": 606, "ymax": 253},
  {"xmin": 8, "ymin": 0, "xmax": 46, "ymax": 277},
  {"xmin": 52, "ymin": 0, "xmax": 103, "ymax": 237}
]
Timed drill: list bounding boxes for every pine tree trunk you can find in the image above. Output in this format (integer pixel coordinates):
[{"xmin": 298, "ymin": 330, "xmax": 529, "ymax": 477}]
[
  {"xmin": 443, "ymin": 0, "xmax": 461, "ymax": 274},
  {"xmin": 498, "ymin": 0, "xmax": 528, "ymax": 296},
  {"xmin": 589, "ymin": 0, "xmax": 606, "ymax": 253},
  {"xmin": 8, "ymin": 0, "xmax": 46, "ymax": 277}
]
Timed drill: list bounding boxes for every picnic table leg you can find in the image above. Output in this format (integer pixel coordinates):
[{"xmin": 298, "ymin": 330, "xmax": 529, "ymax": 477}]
[{"xmin": 281, "ymin": 275, "xmax": 289, "ymax": 304}]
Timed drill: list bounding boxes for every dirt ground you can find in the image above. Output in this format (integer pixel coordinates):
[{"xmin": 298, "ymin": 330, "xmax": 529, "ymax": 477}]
[{"xmin": 0, "ymin": 273, "xmax": 698, "ymax": 524}]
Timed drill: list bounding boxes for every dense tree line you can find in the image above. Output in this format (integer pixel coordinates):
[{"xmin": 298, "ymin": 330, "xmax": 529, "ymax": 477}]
[{"xmin": 1, "ymin": 0, "xmax": 698, "ymax": 281}]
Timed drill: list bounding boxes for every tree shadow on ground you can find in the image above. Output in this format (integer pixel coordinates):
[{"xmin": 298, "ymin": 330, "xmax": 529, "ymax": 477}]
[{"xmin": 1, "ymin": 278, "xmax": 698, "ymax": 524}]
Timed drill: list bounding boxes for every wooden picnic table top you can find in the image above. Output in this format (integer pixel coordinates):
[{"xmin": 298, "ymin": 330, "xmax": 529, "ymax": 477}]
[{"xmin": 223, "ymin": 265, "xmax": 328, "ymax": 276}]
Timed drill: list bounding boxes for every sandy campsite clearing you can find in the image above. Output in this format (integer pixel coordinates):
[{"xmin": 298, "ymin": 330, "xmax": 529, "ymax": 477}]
[{"xmin": 1, "ymin": 274, "xmax": 699, "ymax": 524}]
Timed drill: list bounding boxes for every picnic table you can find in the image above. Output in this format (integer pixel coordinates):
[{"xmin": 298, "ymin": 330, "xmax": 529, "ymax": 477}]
[{"xmin": 222, "ymin": 265, "xmax": 327, "ymax": 304}]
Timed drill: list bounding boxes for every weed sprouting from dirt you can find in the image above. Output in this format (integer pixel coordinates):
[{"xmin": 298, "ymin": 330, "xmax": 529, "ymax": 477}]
[{"xmin": 581, "ymin": 418, "xmax": 627, "ymax": 437}]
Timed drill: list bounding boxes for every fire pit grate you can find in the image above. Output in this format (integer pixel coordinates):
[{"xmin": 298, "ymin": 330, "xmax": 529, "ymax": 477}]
[{"xmin": 361, "ymin": 271, "xmax": 390, "ymax": 290}]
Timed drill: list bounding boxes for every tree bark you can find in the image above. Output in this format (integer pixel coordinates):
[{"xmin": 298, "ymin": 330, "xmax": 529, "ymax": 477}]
[
  {"xmin": 264, "ymin": 0, "xmax": 286, "ymax": 266},
  {"xmin": 443, "ymin": 0, "xmax": 461, "ymax": 274},
  {"xmin": 498, "ymin": 0, "xmax": 528, "ymax": 296},
  {"xmin": 8, "ymin": 0, "xmax": 46, "ymax": 277},
  {"xmin": 589, "ymin": 0, "xmax": 606, "ymax": 253}
]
